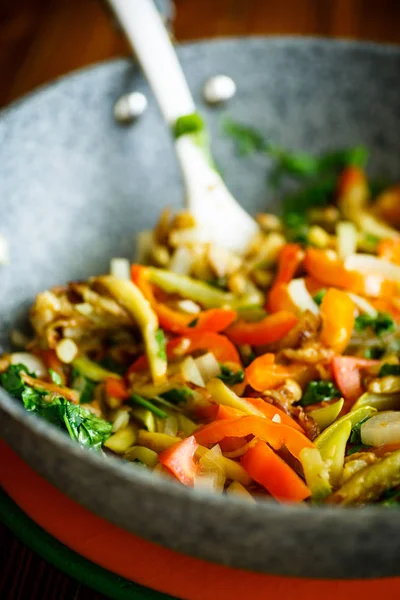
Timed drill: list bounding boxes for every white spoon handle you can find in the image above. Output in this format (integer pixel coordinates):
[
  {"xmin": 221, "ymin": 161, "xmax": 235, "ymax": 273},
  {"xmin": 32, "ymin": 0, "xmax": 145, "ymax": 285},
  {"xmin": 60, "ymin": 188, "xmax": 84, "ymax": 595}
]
[{"xmin": 107, "ymin": 0, "xmax": 195, "ymax": 125}]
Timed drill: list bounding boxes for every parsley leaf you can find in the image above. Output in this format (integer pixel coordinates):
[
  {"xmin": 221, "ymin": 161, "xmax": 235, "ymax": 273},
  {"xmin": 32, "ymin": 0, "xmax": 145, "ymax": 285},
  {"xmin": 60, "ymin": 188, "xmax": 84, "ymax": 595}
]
[
  {"xmin": 297, "ymin": 380, "xmax": 340, "ymax": 407},
  {"xmin": 0, "ymin": 364, "xmax": 30, "ymax": 399},
  {"xmin": 349, "ymin": 416, "xmax": 371, "ymax": 445},
  {"xmin": 346, "ymin": 443, "xmax": 370, "ymax": 456},
  {"xmin": 355, "ymin": 312, "xmax": 395, "ymax": 336},
  {"xmin": 364, "ymin": 346, "xmax": 385, "ymax": 359},
  {"xmin": 313, "ymin": 290, "xmax": 327, "ymax": 306},
  {"xmin": 161, "ymin": 387, "xmax": 193, "ymax": 405},
  {"xmin": 130, "ymin": 394, "xmax": 168, "ymax": 418},
  {"xmin": 379, "ymin": 363, "xmax": 400, "ymax": 377},
  {"xmin": 380, "ymin": 487, "xmax": 400, "ymax": 507},
  {"xmin": 218, "ymin": 365, "xmax": 245, "ymax": 386},
  {"xmin": 223, "ymin": 119, "xmax": 268, "ymax": 156}
]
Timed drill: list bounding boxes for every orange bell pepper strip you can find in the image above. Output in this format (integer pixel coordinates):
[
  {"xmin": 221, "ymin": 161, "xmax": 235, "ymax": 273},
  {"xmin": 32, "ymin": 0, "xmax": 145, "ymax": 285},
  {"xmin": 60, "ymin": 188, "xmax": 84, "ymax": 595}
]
[
  {"xmin": 304, "ymin": 247, "xmax": 396, "ymax": 298},
  {"xmin": 194, "ymin": 415, "xmax": 315, "ymax": 460},
  {"xmin": 105, "ymin": 377, "xmax": 130, "ymax": 400},
  {"xmin": 215, "ymin": 405, "xmax": 245, "ymax": 420},
  {"xmin": 331, "ymin": 356, "xmax": 380, "ymax": 409},
  {"xmin": 131, "ymin": 265, "xmax": 236, "ymax": 335},
  {"xmin": 158, "ymin": 435, "xmax": 198, "ymax": 486},
  {"xmin": 241, "ymin": 441, "xmax": 311, "ymax": 503},
  {"xmin": 128, "ymin": 331, "xmax": 241, "ymax": 375},
  {"xmin": 373, "ymin": 184, "xmax": 400, "ymax": 228},
  {"xmin": 337, "ymin": 166, "xmax": 369, "ymax": 207},
  {"xmin": 267, "ymin": 244, "xmax": 304, "ymax": 313},
  {"xmin": 225, "ymin": 310, "xmax": 297, "ymax": 346},
  {"xmin": 320, "ymin": 288, "xmax": 355, "ymax": 354},
  {"xmin": 245, "ymin": 353, "xmax": 312, "ymax": 392},
  {"xmin": 243, "ymin": 398, "xmax": 304, "ymax": 432},
  {"xmin": 378, "ymin": 239, "xmax": 400, "ymax": 265},
  {"xmin": 40, "ymin": 349, "xmax": 66, "ymax": 385}
]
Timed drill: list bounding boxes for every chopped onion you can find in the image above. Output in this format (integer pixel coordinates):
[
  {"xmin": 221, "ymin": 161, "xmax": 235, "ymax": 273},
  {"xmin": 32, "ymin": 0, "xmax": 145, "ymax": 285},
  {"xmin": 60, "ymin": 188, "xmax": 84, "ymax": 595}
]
[
  {"xmin": 347, "ymin": 293, "xmax": 378, "ymax": 317},
  {"xmin": 134, "ymin": 230, "xmax": 153, "ymax": 263},
  {"xmin": 75, "ymin": 302, "xmax": 93, "ymax": 316},
  {"xmin": 361, "ymin": 412, "xmax": 400, "ymax": 447},
  {"xmin": 196, "ymin": 445, "xmax": 226, "ymax": 492},
  {"xmin": 208, "ymin": 245, "xmax": 241, "ymax": 277},
  {"xmin": 176, "ymin": 299, "xmax": 201, "ymax": 314},
  {"xmin": 56, "ymin": 339, "xmax": 78, "ymax": 364},
  {"xmin": 110, "ymin": 258, "xmax": 131, "ymax": 280},
  {"xmin": 112, "ymin": 407, "xmax": 131, "ymax": 432},
  {"xmin": 169, "ymin": 227, "xmax": 208, "ymax": 247},
  {"xmin": 287, "ymin": 278, "xmax": 319, "ymax": 315},
  {"xmin": 194, "ymin": 352, "xmax": 221, "ymax": 383},
  {"xmin": 226, "ymin": 481, "xmax": 255, "ymax": 501},
  {"xmin": 0, "ymin": 233, "xmax": 9, "ymax": 265},
  {"xmin": 10, "ymin": 353, "xmax": 47, "ymax": 378},
  {"xmin": 271, "ymin": 413, "xmax": 281, "ymax": 423},
  {"xmin": 163, "ymin": 415, "xmax": 179, "ymax": 437},
  {"xmin": 345, "ymin": 254, "xmax": 400, "ymax": 281},
  {"xmin": 169, "ymin": 246, "xmax": 194, "ymax": 275},
  {"xmin": 193, "ymin": 471, "xmax": 225, "ymax": 493},
  {"xmin": 180, "ymin": 356, "xmax": 205, "ymax": 387},
  {"xmin": 336, "ymin": 221, "xmax": 357, "ymax": 259}
]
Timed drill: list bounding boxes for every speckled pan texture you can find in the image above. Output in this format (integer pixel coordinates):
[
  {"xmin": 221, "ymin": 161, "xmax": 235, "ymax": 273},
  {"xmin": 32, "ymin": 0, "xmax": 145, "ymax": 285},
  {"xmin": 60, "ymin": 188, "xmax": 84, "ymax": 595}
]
[{"xmin": 1, "ymin": 38, "xmax": 400, "ymax": 579}]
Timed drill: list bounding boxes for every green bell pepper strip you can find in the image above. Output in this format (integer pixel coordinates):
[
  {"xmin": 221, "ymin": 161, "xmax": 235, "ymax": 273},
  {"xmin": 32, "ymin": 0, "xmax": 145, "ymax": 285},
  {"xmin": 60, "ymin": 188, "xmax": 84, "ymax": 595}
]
[
  {"xmin": 299, "ymin": 447, "xmax": 332, "ymax": 502},
  {"xmin": 351, "ymin": 392, "xmax": 400, "ymax": 413},
  {"xmin": 72, "ymin": 356, "xmax": 122, "ymax": 382},
  {"xmin": 315, "ymin": 406, "xmax": 377, "ymax": 449},
  {"xmin": 326, "ymin": 448, "xmax": 400, "ymax": 505},
  {"xmin": 318, "ymin": 420, "xmax": 352, "ymax": 487},
  {"xmin": 309, "ymin": 399, "xmax": 344, "ymax": 431}
]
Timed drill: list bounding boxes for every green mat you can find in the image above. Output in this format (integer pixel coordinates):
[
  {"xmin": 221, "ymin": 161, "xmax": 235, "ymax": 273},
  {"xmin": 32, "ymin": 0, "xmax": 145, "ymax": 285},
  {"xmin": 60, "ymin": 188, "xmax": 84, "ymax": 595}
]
[{"xmin": 0, "ymin": 487, "xmax": 173, "ymax": 600}]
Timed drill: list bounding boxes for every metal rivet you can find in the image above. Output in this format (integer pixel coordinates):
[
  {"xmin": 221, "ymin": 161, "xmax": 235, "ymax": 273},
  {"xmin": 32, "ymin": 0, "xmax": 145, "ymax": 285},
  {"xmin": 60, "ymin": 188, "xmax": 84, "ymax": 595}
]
[
  {"xmin": 113, "ymin": 92, "xmax": 148, "ymax": 124},
  {"xmin": 203, "ymin": 75, "xmax": 236, "ymax": 105}
]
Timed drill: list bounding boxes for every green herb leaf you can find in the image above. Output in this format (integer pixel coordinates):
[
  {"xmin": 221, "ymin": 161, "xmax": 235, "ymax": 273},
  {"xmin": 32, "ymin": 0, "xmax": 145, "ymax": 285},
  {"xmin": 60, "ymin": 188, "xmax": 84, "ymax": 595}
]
[
  {"xmin": 349, "ymin": 416, "xmax": 371, "ymax": 445},
  {"xmin": 223, "ymin": 118, "xmax": 268, "ymax": 156},
  {"xmin": 155, "ymin": 329, "xmax": 167, "ymax": 361},
  {"xmin": 97, "ymin": 355, "xmax": 127, "ymax": 376},
  {"xmin": 71, "ymin": 373, "xmax": 97, "ymax": 404},
  {"xmin": 297, "ymin": 380, "xmax": 340, "ymax": 407},
  {"xmin": 218, "ymin": 365, "xmax": 245, "ymax": 386},
  {"xmin": 380, "ymin": 487, "xmax": 400, "ymax": 506},
  {"xmin": 174, "ymin": 113, "xmax": 205, "ymax": 139},
  {"xmin": 130, "ymin": 394, "xmax": 168, "ymax": 419},
  {"xmin": 161, "ymin": 387, "xmax": 194, "ymax": 405},
  {"xmin": 346, "ymin": 443, "xmax": 371, "ymax": 456},
  {"xmin": 364, "ymin": 346, "xmax": 385, "ymax": 360},
  {"xmin": 1, "ymin": 364, "xmax": 31, "ymax": 399},
  {"xmin": 355, "ymin": 312, "xmax": 395, "ymax": 336},
  {"xmin": 49, "ymin": 369, "xmax": 63, "ymax": 386},
  {"xmin": 188, "ymin": 318, "xmax": 199, "ymax": 328},
  {"xmin": 379, "ymin": 363, "xmax": 400, "ymax": 377},
  {"xmin": 313, "ymin": 290, "xmax": 327, "ymax": 306},
  {"xmin": 206, "ymin": 276, "xmax": 228, "ymax": 290},
  {"xmin": 62, "ymin": 402, "xmax": 112, "ymax": 450}
]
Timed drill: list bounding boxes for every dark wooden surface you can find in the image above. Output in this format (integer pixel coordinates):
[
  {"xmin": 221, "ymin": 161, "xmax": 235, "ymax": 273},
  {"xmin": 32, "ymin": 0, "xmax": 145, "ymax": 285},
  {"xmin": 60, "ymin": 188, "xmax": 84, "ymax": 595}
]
[{"xmin": 1, "ymin": 1, "xmax": 400, "ymax": 599}]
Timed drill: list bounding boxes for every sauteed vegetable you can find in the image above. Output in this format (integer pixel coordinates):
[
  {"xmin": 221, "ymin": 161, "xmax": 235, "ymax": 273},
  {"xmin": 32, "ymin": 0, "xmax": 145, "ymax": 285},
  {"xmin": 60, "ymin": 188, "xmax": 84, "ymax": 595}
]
[{"xmin": 2, "ymin": 123, "xmax": 400, "ymax": 506}]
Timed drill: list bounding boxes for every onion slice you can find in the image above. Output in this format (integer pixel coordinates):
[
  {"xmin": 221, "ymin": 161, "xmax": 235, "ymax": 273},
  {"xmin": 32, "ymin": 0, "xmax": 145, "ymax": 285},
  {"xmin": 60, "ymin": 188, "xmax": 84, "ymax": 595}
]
[
  {"xmin": 287, "ymin": 278, "xmax": 319, "ymax": 315},
  {"xmin": 361, "ymin": 411, "xmax": 400, "ymax": 447}
]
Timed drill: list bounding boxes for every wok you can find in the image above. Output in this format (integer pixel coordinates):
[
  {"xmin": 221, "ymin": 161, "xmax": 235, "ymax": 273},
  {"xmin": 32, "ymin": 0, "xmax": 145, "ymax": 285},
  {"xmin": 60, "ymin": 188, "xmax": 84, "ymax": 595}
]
[{"xmin": 0, "ymin": 37, "xmax": 399, "ymax": 579}]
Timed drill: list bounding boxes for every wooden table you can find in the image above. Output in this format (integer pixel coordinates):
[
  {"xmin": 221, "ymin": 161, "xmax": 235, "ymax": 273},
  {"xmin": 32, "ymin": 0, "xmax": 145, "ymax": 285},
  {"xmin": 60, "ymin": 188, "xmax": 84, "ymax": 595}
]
[{"xmin": 1, "ymin": 1, "xmax": 399, "ymax": 598}]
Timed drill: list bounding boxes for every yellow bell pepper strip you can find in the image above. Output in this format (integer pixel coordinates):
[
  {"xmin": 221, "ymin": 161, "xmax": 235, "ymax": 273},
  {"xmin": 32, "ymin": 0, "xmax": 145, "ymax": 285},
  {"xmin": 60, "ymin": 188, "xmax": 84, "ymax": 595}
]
[
  {"xmin": 96, "ymin": 275, "xmax": 167, "ymax": 385},
  {"xmin": 304, "ymin": 247, "xmax": 396, "ymax": 298},
  {"xmin": 325, "ymin": 448, "xmax": 400, "ymax": 505},
  {"xmin": 308, "ymin": 399, "xmax": 344, "ymax": 431},
  {"xmin": 159, "ymin": 435, "xmax": 199, "ymax": 486},
  {"xmin": 331, "ymin": 356, "xmax": 380, "ymax": 408},
  {"xmin": 194, "ymin": 415, "xmax": 315, "ymax": 460},
  {"xmin": 246, "ymin": 353, "xmax": 313, "ymax": 392},
  {"xmin": 320, "ymin": 288, "xmax": 355, "ymax": 354},
  {"xmin": 299, "ymin": 447, "xmax": 332, "ymax": 502},
  {"xmin": 146, "ymin": 266, "xmax": 235, "ymax": 308},
  {"xmin": 131, "ymin": 265, "xmax": 236, "ymax": 334},
  {"xmin": 267, "ymin": 244, "xmax": 304, "ymax": 313},
  {"xmin": 241, "ymin": 441, "xmax": 311, "ymax": 503},
  {"xmin": 73, "ymin": 355, "xmax": 122, "ymax": 382},
  {"xmin": 316, "ymin": 419, "xmax": 352, "ymax": 487},
  {"xmin": 225, "ymin": 310, "xmax": 298, "ymax": 346},
  {"xmin": 206, "ymin": 377, "xmax": 264, "ymax": 416}
]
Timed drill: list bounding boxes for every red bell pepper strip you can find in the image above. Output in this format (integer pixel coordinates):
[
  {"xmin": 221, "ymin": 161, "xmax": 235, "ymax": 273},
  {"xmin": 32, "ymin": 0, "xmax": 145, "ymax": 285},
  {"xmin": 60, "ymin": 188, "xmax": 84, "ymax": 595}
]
[
  {"xmin": 131, "ymin": 265, "xmax": 236, "ymax": 335},
  {"xmin": 267, "ymin": 244, "xmax": 304, "ymax": 313},
  {"xmin": 243, "ymin": 398, "xmax": 304, "ymax": 432},
  {"xmin": 158, "ymin": 435, "xmax": 199, "ymax": 486},
  {"xmin": 304, "ymin": 248, "xmax": 396, "ymax": 298},
  {"xmin": 245, "ymin": 353, "xmax": 312, "ymax": 392},
  {"xmin": 225, "ymin": 311, "xmax": 297, "ymax": 346},
  {"xmin": 331, "ymin": 356, "xmax": 380, "ymax": 409},
  {"xmin": 241, "ymin": 441, "xmax": 311, "ymax": 503},
  {"xmin": 320, "ymin": 288, "xmax": 355, "ymax": 354},
  {"xmin": 194, "ymin": 415, "xmax": 314, "ymax": 460},
  {"xmin": 105, "ymin": 377, "xmax": 130, "ymax": 400},
  {"xmin": 128, "ymin": 331, "xmax": 241, "ymax": 375}
]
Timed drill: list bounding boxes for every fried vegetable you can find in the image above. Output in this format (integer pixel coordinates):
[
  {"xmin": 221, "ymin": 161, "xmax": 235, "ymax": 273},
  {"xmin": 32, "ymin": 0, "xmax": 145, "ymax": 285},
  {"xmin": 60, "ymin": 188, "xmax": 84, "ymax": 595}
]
[{"xmin": 308, "ymin": 399, "xmax": 344, "ymax": 430}]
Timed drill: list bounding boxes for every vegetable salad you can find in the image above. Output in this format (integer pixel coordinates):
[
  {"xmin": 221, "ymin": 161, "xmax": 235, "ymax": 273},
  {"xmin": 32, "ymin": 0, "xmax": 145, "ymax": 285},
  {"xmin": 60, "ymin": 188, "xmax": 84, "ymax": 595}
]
[{"xmin": 2, "ymin": 121, "xmax": 400, "ymax": 506}]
